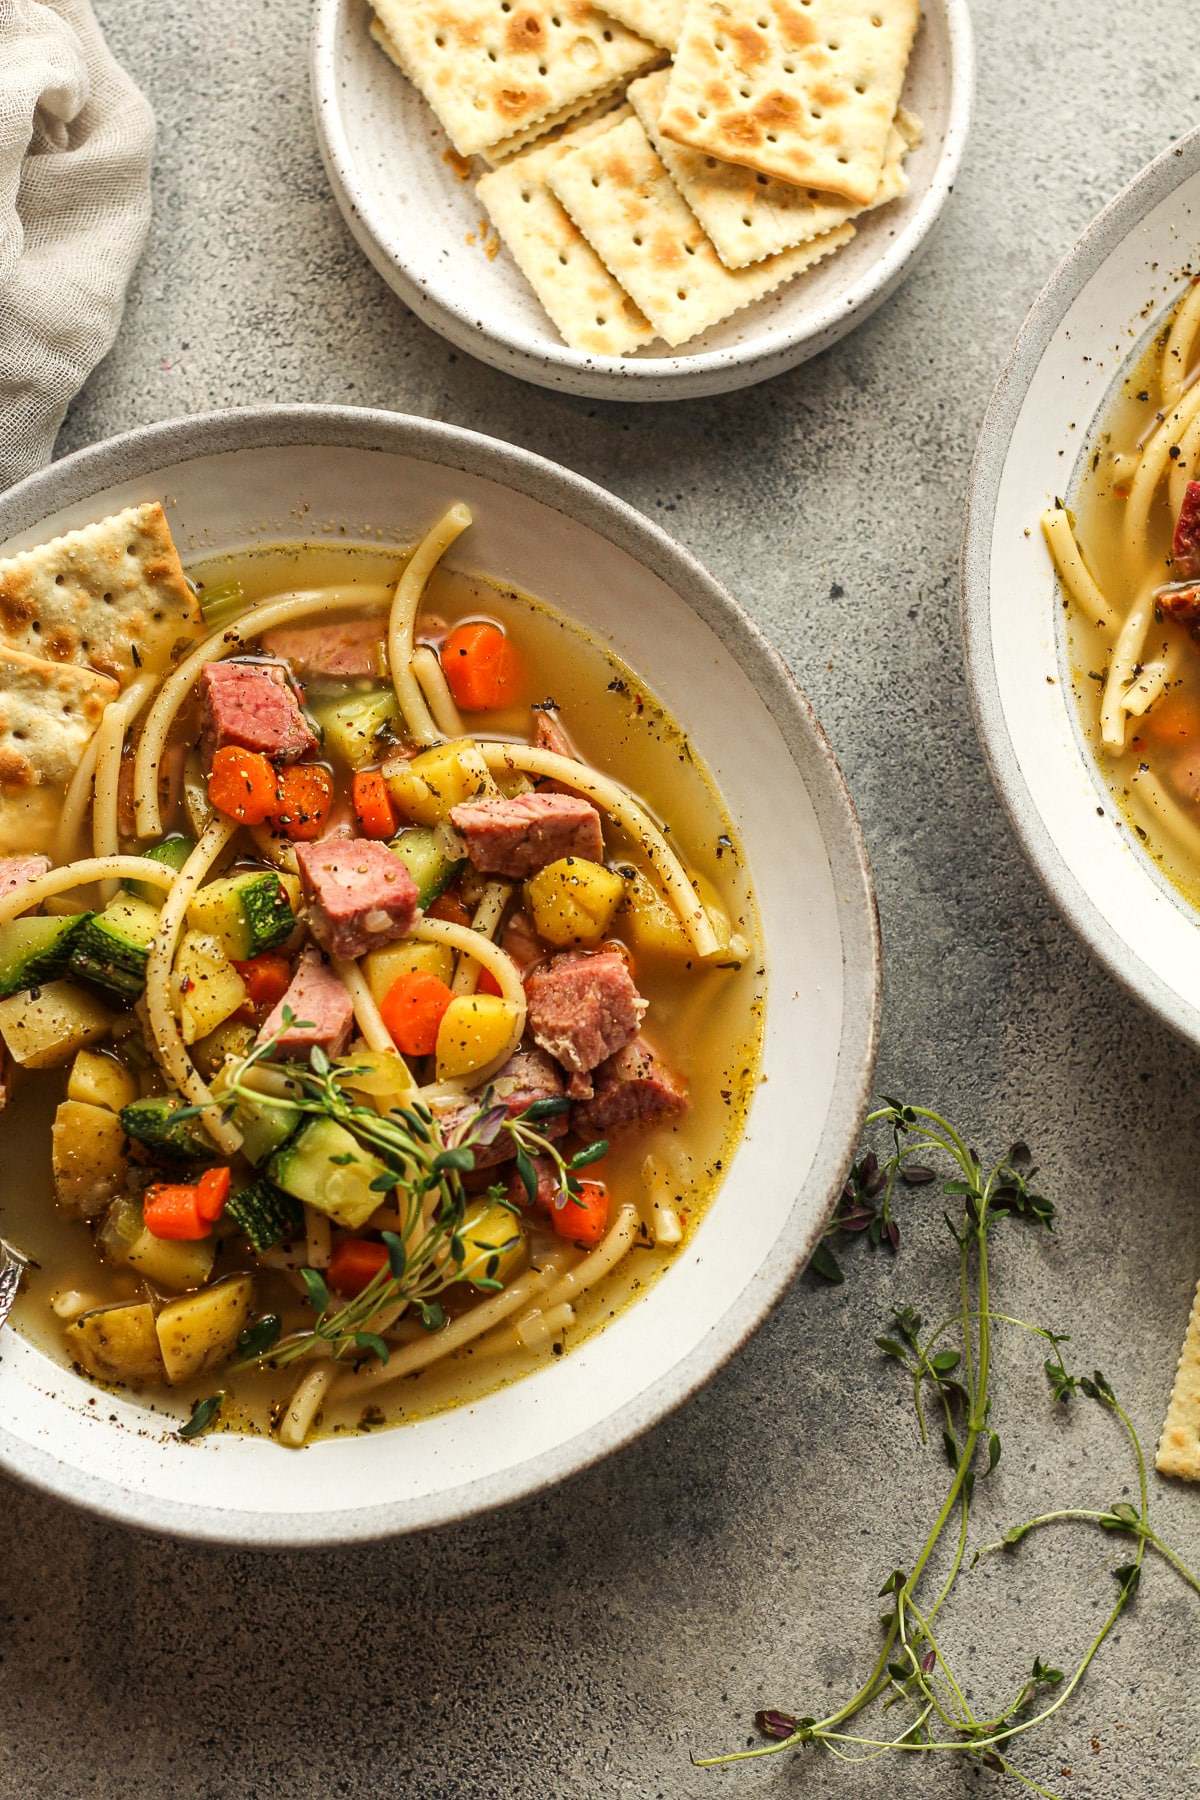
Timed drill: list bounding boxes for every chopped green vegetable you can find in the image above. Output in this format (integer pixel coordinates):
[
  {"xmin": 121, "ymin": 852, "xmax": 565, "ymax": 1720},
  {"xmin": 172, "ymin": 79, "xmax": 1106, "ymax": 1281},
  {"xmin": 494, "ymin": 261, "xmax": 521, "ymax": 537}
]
[
  {"xmin": 129, "ymin": 835, "xmax": 195, "ymax": 901},
  {"xmin": 0, "ymin": 912, "xmax": 92, "ymax": 998},
  {"xmin": 389, "ymin": 825, "xmax": 464, "ymax": 908},
  {"xmin": 70, "ymin": 893, "xmax": 161, "ymax": 998},
  {"xmin": 118, "ymin": 1095, "xmax": 212, "ymax": 1161},
  {"xmin": 267, "ymin": 1115, "xmax": 392, "ymax": 1231},
  {"xmin": 225, "ymin": 1175, "xmax": 304, "ymax": 1252},
  {"xmin": 310, "ymin": 688, "xmax": 400, "ymax": 767},
  {"xmin": 231, "ymin": 1088, "xmax": 298, "ymax": 1167},
  {"xmin": 186, "ymin": 871, "xmax": 296, "ymax": 961}
]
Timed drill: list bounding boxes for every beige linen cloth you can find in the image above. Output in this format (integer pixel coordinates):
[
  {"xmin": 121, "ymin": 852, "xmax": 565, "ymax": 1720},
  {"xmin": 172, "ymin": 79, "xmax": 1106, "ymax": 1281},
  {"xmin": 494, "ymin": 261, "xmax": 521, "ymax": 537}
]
[{"xmin": 0, "ymin": 0, "xmax": 153, "ymax": 491}]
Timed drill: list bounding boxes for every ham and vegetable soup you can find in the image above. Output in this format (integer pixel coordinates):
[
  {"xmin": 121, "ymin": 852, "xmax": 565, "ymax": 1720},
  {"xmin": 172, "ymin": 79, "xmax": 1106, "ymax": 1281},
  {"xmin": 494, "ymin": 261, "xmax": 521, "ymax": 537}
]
[
  {"xmin": 1045, "ymin": 277, "xmax": 1200, "ymax": 902},
  {"xmin": 0, "ymin": 502, "xmax": 761, "ymax": 1446}
]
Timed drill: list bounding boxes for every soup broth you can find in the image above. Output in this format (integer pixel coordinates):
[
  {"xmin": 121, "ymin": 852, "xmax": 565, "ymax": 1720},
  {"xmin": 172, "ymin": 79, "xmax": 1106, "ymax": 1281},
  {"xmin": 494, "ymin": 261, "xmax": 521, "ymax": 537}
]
[{"xmin": 0, "ymin": 534, "xmax": 763, "ymax": 1445}]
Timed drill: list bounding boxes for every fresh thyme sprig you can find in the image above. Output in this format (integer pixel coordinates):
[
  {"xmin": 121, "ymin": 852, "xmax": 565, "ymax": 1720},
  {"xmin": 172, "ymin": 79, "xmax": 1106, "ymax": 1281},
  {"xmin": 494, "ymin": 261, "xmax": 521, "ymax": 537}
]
[{"xmin": 696, "ymin": 1101, "xmax": 1199, "ymax": 1798}]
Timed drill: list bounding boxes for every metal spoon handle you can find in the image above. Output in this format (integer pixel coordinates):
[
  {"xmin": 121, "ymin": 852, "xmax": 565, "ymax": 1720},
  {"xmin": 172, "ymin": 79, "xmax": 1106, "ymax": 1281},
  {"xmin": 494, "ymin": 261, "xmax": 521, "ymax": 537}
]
[{"xmin": 0, "ymin": 1238, "xmax": 30, "ymax": 1333}]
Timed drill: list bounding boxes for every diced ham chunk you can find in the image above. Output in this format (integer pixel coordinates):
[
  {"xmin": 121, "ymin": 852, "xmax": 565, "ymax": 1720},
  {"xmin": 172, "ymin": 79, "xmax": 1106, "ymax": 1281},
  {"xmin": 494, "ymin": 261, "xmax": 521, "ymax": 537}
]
[
  {"xmin": 256, "ymin": 948, "xmax": 354, "ymax": 1060},
  {"xmin": 525, "ymin": 950, "xmax": 647, "ymax": 1075},
  {"xmin": 257, "ymin": 621, "xmax": 384, "ymax": 679},
  {"xmin": 449, "ymin": 791, "xmax": 604, "ymax": 878},
  {"xmin": 0, "ymin": 854, "xmax": 49, "ymax": 899},
  {"xmin": 295, "ymin": 839, "xmax": 419, "ymax": 960},
  {"xmin": 433, "ymin": 1048, "xmax": 567, "ymax": 1169},
  {"xmin": 1173, "ymin": 481, "xmax": 1200, "ymax": 581},
  {"xmin": 572, "ymin": 1037, "xmax": 688, "ymax": 1139},
  {"xmin": 202, "ymin": 660, "xmax": 317, "ymax": 764},
  {"xmin": 1159, "ymin": 584, "xmax": 1200, "ymax": 638}
]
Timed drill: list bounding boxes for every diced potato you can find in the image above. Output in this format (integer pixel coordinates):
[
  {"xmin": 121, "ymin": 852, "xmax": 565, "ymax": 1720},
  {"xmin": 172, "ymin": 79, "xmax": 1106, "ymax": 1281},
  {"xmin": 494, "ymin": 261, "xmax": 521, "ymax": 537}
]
[
  {"xmin": 172, "ymin": 931, "xmax": 247, "ymax": 1045},
  {"xmin": 51, "ymin": 1099, "xmax": 129, "ymax": 1218},
  {"xmin": 618, "ymin": 866, "xmax": 692, "ymax": 958},
  {"xmin": 524, "ymin": 858, "xmax": 625, "ymax": 949},
  {"xmin": 126, "ymin": 1228, "xmax": 217, "ymax": 1293},
  {"xmin": 66, "ymin": 1048, "xmax": 139, "ymax": 1113},
  {"xmin": 0, "ymin": 979, "xmax": 114, "ymax": 1070},
  {"xmin": 385, "ymin": 737, "xmax": 497, "ymax": 826},
  {"xmin": 459, "ymin": 1201, "xmax": 525, "ymax": 1288},
  {"xmin": 67, "ymin": 1302, "xmax": 165, "ymax": 1386},
  {"xmin": 435, "ymin": 993, "xmax": 520, "ymax": 1081},
  {"xmin": 336, "ymin": 1044, "xmax": 419, "ymax": 1110},
  {"xmin": 191, "ymin": 1017, "xmax": 256, "ymax": 1080},
  {"xmin": 155, "ymin": 1274, "xmax": 254, "ymax": 1385},
  {"xmin": 363, "ymin": 939, "xmax": 454, "ymax": 1003}
]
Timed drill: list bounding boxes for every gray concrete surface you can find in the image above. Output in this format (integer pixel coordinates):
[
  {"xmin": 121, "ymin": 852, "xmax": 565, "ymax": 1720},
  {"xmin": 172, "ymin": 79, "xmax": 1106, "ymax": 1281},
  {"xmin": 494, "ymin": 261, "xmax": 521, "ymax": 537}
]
[{"xmin": 2, "ymin": 2, "xmax": 1199, "ymax": 1796}]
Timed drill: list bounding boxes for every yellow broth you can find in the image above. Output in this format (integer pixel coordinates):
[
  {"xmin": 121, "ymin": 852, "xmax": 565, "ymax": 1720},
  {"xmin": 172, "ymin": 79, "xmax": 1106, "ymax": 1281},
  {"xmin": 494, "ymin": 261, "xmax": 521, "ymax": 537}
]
[{"xmin": 0, "ymin": 543, "xmax": 764, "ymax": 1441}]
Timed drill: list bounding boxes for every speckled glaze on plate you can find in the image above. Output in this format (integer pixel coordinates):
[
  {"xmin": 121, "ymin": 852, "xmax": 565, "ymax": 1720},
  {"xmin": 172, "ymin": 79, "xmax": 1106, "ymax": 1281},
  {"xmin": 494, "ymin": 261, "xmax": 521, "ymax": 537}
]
[
  {"xmin": 964, "ymin": 127, "xmax": 1200, "ymax": 1047},
  {"xmin": 309, "ymin": 0, "xmax": 973, "ymax": 401},
  {"xmin": 0, "ymin": 407, "xmax": 880, "ymax": 1546}
]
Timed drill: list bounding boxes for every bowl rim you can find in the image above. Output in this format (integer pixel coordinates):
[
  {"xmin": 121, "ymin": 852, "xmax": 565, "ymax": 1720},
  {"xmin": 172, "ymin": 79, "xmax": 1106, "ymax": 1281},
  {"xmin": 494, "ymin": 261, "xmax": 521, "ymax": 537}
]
[
  {"xmin": 962, "ymin": 124, "xmax": 1200, "ymax": 1049},
  {"xmin": 308, "ymin": 0, "xmax": 975, "ymax": 402},
  {"xmin": 0, "ymin": 404, "xmax": 881, "ymax": 1546}
]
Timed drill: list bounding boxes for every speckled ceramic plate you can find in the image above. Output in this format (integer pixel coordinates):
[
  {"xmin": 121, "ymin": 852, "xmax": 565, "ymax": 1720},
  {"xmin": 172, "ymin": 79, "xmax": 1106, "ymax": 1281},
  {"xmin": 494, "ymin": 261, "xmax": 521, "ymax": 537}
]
[
  {"xmin": 963, "ymin": 126, "xmax": 1200, "ymax": 1046},
  {"xmin": 0, "ymin": 407, "xmax": 880, "ymax": 1545},
  {"xmin": 309, "ymin": 0, "xmax": 973, "ymax": 401}
]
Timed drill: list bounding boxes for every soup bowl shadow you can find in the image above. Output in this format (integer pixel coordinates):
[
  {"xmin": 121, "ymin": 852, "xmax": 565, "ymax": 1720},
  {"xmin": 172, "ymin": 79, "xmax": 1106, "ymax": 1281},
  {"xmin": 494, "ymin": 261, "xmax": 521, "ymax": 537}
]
[{"xmin": 0, "ymin": 407, "xmax": 880, "ymax": 1546}]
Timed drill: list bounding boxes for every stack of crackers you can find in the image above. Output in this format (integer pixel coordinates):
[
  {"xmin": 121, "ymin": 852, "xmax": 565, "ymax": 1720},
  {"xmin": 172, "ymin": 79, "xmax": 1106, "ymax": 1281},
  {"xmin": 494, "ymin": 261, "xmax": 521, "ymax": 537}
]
[
  {"xmin": 0, "ymin": 505, "xmax": 202, "ymax": 851},
  {"xmin": 369, "ymin": 0, "xmax": 922, "ymax": 354}
]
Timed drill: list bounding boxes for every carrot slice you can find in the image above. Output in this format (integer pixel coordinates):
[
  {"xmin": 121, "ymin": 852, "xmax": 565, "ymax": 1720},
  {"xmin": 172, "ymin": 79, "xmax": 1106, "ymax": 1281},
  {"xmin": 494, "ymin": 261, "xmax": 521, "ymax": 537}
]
[
  {"xmin": 270, "ymin": 764, "xmax": 333, "ymax": 840},
  {"xmin": 426, "ymin": 889, "xmax": 472, "ymax": 929},
  {"xmin": 144, "ymin": 1183, "xmax": 209, "ymax": 1241},
  {"xmin": 352, "ymin": 770, "xmax": 397, "ymax": 839},
  {"xmin": 195, "ymin": 1165, "xmax": 232, "ymax": 1224},
  {"xmin": 551, "ymin": 1180, "xmax": 609, "ymax": 1249},
  {"xmin": 379, "ymin": 969, "xmax": 455, "ymax": 1056},
  {"xmin": 207, "ymin": 746, "xmax": 280, "ymax": 825},
  {"xmin": 328, "ymin": 1238, "xmax": 390, "ymax": 1297},
  {"xmin": 233, "ymin": 951, "xmax": 293, "ymax": 1014},
  {"xmin": 440, "ymin": 621, "xmax": 523, "ymax": 712}
]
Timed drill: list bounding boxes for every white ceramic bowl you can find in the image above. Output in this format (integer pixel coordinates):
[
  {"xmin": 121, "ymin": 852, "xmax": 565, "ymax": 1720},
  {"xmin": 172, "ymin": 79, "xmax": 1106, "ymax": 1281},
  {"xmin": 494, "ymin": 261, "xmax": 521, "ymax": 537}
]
[
  {"xmin": 0, "ymin": 407, "xmax": 880, "ymax": 1544},
  {"xmin": 963, "ymin": 128, "xmax": 1200, "ymax": 1045},
  {"xmin": 310, "ymin": 1, "xmax": 973, "ymax": 401}
]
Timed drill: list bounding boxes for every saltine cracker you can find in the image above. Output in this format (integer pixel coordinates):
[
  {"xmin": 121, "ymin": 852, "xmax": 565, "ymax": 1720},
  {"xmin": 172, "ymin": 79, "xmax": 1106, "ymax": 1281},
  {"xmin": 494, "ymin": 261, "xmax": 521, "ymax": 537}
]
[
  {"xmin": 369, "ymin": 0, "xmax": 660, "ymax": 159},
  {"xmin": 547, "ymin": 112, "xmax": 852, "ymax": 346},
  {"xmin": 0, "ymin": 647, "xmax": 117, "ymax": 789},
  {"xmin": 1157, "ymin": 1275, "xmax": 1200, "ymax": 1482},
  {"xmin": 630, "ymin": 69, "xmax": 920, "ymax": 266},
  {"xmin": 660, "ymin": 0, "xmax": 920, "ymax": 206},
  {"xmin": 0, "ymin": 502, "xmax": 202, "ymax": 688},
  {"xmin": 478, "ymin": 108, "xmax": 657, "ymax": 355},
  {"xmin": 594, "ymin": 0, "xmax": 686, "ymax": 50}
]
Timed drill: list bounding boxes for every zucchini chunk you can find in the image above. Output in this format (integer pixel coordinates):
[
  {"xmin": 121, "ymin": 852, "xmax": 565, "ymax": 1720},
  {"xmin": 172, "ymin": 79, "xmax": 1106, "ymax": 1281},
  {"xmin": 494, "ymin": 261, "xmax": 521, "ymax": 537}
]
[
  {"xmin": 186, "ymin": 870, "xmax": 297, "ymax": 961},
  {"xmin": 156, "ymin": 1274, "xmax": 254, "ymax": 1385},
  {"xmin": 51, "ymin": 1099, "xmax": 128, "ymax": 1218},
  {"xmin": 388, "ymin": 825, "xmax": 465, "ymax": 909},
  {"xmin": 70, "ymin": 893, "xmax": 161, "ymax": 998},
  {"xmin": 310, "ymin": 688, "xmax": 400, "ymax": 767},
  {"xmin": 67, "ymin": 1301, "xmax": 166, "ymax": 1386},
  {"xmin": 0, "ymin": 978, "xmax": 114, "ymax": 1069},
  {"xmin": 0, "ymin": 912, "xmax": 93, "ymax": 998},
  {"xmin": 129, "ymin": 834, "xmax": 195, "ymax": 901},
  {"xmin": 225, "ymin": 1175, "xmax": 304, "ymax": 1252},
  {"xmin": 267, "ymin": 1116, "xmax": 392, "ymax": 1231},
  {"xmin": 231, "ymin": 1089, "xmax": 299, "ymax": 1168},
  {"xmin": 119, "ymin": 1095, "xmax": 212, "ymax": 1161}
]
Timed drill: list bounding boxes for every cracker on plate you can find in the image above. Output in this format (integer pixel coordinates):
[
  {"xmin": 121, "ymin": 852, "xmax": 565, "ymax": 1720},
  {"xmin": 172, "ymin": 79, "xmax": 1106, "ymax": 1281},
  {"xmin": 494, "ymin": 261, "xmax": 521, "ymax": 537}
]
[
  {"xmin": 479, "ymin": 107, "xmax": 657, "ymax": 355},
  {"xmin": 659, "ymin": 0, "xmax": 920, "ymax": 206},
  {"xmin": 630, "ymin": 69, "xmax": 919, "ymax": 266},
  {"xmin": 593, "ymin": 0, "xmax": 686, "ymax": 51},
  {"xmin": 0, "ymin": 646, "xmax": 117, "ymax": 789},
  {"xmin": 547, "ymin": 111, "xmax": 852, "ymax": 346},
  {"xmin": 0, "ymin": 502, "xmax": 202, "ymax": 689},
  {"xmin": 1157, "ymin": 1275, "xmax": 1200, "ymax": 1482},
  {"xmin": 369, "ymin": 0, "xmax": 661, "ymax": 159}
]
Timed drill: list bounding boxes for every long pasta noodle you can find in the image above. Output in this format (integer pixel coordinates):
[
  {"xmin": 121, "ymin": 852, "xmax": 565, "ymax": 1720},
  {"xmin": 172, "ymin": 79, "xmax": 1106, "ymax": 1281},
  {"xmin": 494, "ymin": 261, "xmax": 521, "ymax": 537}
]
[
  {"xmin": 1039, "ymin": 508, "xmax": 1116, "ymax": 633},
  {"xmin": 1099, "ymin": 584, "xmax": 1156, "ymax": 751},
  {"xmin": 142, "ymin": 816, "xmax": 242, "ymax": 1154},
  {"xmin": 1169, "ymin": 405, "xmax": 1200, "ymax": 520},
  {"xmin": 278, "ymin": 1364, "xmax": 336, "ymax": 1448},
  {"xmin": 332, "ymin": 955, "xmax": 394, "ymax": 1054},
  {"xmin": 412, "ymin": 643, "xmax": 466, "ymax": 740},
  {"xmin": 134, "ymin": 589, "xmax": 391, "ymax": 839},
  {"xmin": 247, "ymin": 824, "xmax": 300, "ymax": 875},
  {"xmin": 1124, "ymin": 380, "xmax": 1200, "ymax": 569},
  {"xmin": 1162, "ymin": 277, "xmax": 1200, "ymax": 410},
  {"xmin": 387, "ymin": 504, "xmax": 472, "ymax": 748},
  {"xmin": 0, "ymin": 854, "xmax": 175, "ymax": 927},
  {"xmin": 410, "ymin": 914, "xmax": 527, "ymax": 1077},
  {"xmin": 92, "ymin": 674, "xmax": 156, "ymax": 899},
  {"xmin": 451, "ymin": 879, "xmax": 510, "ymax": 996},
  {"xmin": 478, "ymin": 742, "xmax": 721, "ymax": 958},
  {"xmin": 543, "ymin": 1204, "xmax": 639, "ymax": 1309}
]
